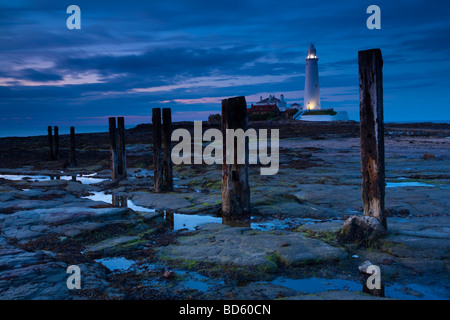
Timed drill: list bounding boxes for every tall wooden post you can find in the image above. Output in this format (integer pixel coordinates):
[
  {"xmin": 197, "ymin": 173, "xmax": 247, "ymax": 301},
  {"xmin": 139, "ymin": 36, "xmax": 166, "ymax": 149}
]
[
  {"xmin": 221, "ymin": 96, "xmax": 250, "ymax": 219},
  {"xmin": 359, "ymin": 49, "xmax": 387, "ymax": 229},
  {"xmin": 47, "ymin": 126, "xmax": 54, "ymax": 160},
  {"xmin": 109, "ymin": 117, "xmax": 119, "ymax": 181},
  {"xmin": 54, "ymin": 126, "xmax": 59, "ymax": 160},
  {"xmin": 162, "ymin": 108, "xmax": 173, "ymax": 192},
  {"xmin": 117, "ymin": 117, "xmax": 127, "ymax": 178},
  {"xmin": 70, "ymin": 126, "xmax": 77, "ymax": 167},
  {"xmin": 152, "ymin": 108, "xmax": 163, "ymax": 192}
]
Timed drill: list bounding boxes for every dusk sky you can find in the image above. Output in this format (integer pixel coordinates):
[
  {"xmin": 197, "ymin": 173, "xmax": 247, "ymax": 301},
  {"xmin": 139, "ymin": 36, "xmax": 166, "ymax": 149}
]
[{"xmin": 1, "ymin": 0, "xmax": 449, "ymax": 136}]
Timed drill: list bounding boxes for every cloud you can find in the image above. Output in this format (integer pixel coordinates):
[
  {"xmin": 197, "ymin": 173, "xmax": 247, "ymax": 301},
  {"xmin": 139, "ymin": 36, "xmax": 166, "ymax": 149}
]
[
  {"xmin": 0, "ymin": 0, "xmax": 449, "ymax": 134},
  {"xmin": 131, "ymin": 74, "xmax": 298, "ymax": 93}
]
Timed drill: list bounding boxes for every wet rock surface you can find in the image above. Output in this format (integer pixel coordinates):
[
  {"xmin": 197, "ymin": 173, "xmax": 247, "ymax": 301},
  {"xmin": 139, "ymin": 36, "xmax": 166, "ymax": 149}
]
[
  {"xmin": 337, "ymin": 216, "xmax": 387, "ymax": 247},
  {"xmin": 158, "ymin": 223, "xmax": 347, "ymax": 272},
  {"xmin": 0, "ymin": 121, "xmax": 449, "ymax": 300}
]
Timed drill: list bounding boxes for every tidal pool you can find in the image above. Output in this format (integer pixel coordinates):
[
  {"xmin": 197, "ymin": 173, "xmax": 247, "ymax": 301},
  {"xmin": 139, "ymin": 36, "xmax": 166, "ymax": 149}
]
[
  {"xmin": 386, "ymin": 180, "xmax": 434, "ymax": 188},
  {"xmin": 82, "ymin": 191, "xmax": 324, "ymax": 231},
  {"xmin": 82, "ymin": 191, "xmax": 156, "ymax": 213},
  {"xmin": 95, "ymin": 257, "xmax": 136, "ymax": 272},
  {"xmin": 0, "ymin": 173, "xmax": 107, "ymax": 184},
  {"xmin": 269, "ymin": 277, "xmax": 448, "ymax": 300},
  {"xmin": 96, "ymin": 256, "xmax": 223, "ymax": 292}
]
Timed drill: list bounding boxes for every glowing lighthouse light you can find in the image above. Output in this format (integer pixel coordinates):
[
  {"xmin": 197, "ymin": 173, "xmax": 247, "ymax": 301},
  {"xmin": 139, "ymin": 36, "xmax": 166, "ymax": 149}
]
[{"xmin": 304, "ymin": 43, "xmax": 321, "ymax": 110}]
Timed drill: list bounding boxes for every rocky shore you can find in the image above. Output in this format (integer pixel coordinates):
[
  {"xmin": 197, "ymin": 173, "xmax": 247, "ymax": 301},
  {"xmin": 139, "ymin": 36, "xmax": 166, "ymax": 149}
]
[{"xmin": 0, "ymin": 120, "xmax": 449, "ymax": 300}]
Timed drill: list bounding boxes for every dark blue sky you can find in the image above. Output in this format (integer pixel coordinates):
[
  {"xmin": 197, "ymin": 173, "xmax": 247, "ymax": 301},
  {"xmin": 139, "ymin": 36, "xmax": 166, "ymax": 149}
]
[{"xmin": 1, "ymin": 0, "xmax": 450, "ymax": 136}]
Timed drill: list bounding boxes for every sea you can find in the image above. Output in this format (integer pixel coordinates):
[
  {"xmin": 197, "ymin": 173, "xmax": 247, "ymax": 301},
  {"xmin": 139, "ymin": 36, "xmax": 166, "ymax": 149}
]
[
  {"xmin": 0, "ymin": 125, "xmax": 135, "ymax": 138},
  {"xmin": 0, "ymin": 120, "xmax": 449, "ymax": 138}
]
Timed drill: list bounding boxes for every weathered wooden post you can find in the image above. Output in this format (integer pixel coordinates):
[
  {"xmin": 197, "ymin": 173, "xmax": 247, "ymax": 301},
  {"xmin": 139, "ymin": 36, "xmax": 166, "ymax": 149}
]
[
  {"xmin": 120, "ymin": 195, "xmax": 128, "ymax": 207},
  {"xmin": 70, "ymin": 126, "xmax": 77, "ymax": 167},
  {"xmin": 162, "ymin": 108, "xmax": 173, "ymax": 192},
  {"xmin": 112, "ymin": 193, "xmax": 120, "ymax": 207},
  {"xmin": 152, "ymin": 108, "xmax": 163, "ymax": 192},
  {"xmin": 109, "ymin": 117, "xmax": 119, "ymax": 180},
  {"xmin": 54, "ymin": 126, "xmax": 59, "ymax": 160},
  {"xmin": 359, "ymin": 49, "xmax": 387, "ymax": 229},
  {"xmin": 221, "ymin": 96, "xmax": 250, "ymax": 220},
  {"xmin": 117, "ymin": 117, "xmax": 127, "ymax": 178},
  {"xmin": 48, "ymin": 126, "xmax": 54, "ymax": 160}
]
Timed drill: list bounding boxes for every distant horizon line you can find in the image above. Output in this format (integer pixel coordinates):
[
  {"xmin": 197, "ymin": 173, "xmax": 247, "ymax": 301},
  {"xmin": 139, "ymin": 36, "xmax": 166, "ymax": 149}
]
[{"xmin": 1, "ymin": 120, "xmax": 449, "ymax": 139}]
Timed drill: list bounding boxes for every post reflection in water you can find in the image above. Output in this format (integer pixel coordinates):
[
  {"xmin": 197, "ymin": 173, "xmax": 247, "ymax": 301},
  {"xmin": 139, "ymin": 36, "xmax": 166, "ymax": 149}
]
[
  {"xmin": 221, "ymin": 215, "xmax": 251, "ymax": 228},
  {"xmin": 161, "ymin": 210, "xmax": 223, "ymax": 231},
  {"xmin": 164, "ymin": 211, "xmax": 175, "ymax": 229},
  {"xmin": 362, "ymin": 277, "xmax": 385, "ymax": 298},
  {"xmin": 112, "ymin": 194, "xmax": 128, "ymax": 207}
]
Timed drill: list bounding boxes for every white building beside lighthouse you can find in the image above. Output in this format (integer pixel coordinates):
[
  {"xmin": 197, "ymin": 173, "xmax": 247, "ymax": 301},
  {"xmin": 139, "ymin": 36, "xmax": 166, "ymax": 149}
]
[{"xmin": 304, "ymin": 43, "xmax": 321, "ymax": 110}]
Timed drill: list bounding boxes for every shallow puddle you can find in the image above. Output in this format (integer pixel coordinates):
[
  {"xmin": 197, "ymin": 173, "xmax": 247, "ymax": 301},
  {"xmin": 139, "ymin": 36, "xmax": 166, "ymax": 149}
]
[
  {"xmin": 386, "ymin": 181, "xmax": 434, "ymax": 188},
  {"xmin": 164, "ymin": 211, "xmax": 222, "ymax": 230},
  {"xmin": 270, "ymin": 277, "xmax": 448, "ymax": 300},
  {"xmin": 96, "ymin": 256, "xmax": 223, "ymax": 292},
  {"xmin": 384, "ymin": 283, "xmax": 448, "ymax": 300},
  {"xmin": 0, "ymin": 173, "xmax": 107, "ymax": 184},
  {"xmin": 95, "ymin": 257, "xmax": 136, "ymax": 272},
  {"xmin": 83, "ymin": 191, "xmax": 156, "ymax": 213},
  {"xmin": 271, "ymin": 277, "xmax": 361, "ymax": 293},
  {"xmin": 250, "ymin": 217, "xmax": 325, "ymax": 231},
  {"xmin": 83, "ymin": 190, "xmax": 333, "ymax": 232}
]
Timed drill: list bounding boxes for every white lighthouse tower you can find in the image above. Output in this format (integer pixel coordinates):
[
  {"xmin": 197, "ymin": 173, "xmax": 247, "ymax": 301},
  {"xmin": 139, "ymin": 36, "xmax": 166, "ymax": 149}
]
[{"xmin": 304, "ymin": 43, "xmax": 321, "ymax": 110}]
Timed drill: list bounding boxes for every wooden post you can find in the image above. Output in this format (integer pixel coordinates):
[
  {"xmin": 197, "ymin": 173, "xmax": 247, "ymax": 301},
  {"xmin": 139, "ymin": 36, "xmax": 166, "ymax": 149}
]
[
  {"xmin": 109, "ymin": 117, "xmax": 119, "ymax": 180},
  {"xmin": 221, "ymin": 96, "xmax": 250, "ymax": 219},
  {"xmin": 117, "ymin": 117, "xmax": 127, "ymax": 178},
  {"xmin": 152, "ymin": 108, "xmax": 163, "ymax": 192},
  {"xmin": 54, "ymin": 126, "xmax": 59, "ymax": 160},
  {"xmin": 165, "ymin": 211, "xmax": 174, "ymax": 230},
  {"xmin": 47, "ymin": 126, "xmax": 54, "ymax": 160},
  {"xmin": 112, "ymin": 193, "xmax": 120, "ymax": 207},
  {"xmin": 70, "ymin": 126, "xmax": 77, "ymax": 167},
  {"xmin": 358, "ymin": 49, "xmax": 387, "ymax": 229},
  {"xmin": 162, "ymin": 108, "xmax": 173, "ymax": 192},
  {"xmin": 120, "ymin": 195, "xmax": 128, "ymax": 207}
]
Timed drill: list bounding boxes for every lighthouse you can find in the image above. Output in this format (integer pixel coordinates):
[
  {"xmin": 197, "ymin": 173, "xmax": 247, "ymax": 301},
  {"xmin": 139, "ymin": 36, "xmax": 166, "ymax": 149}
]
[{"xmin": 304, "ymin": 43, "xmax": 321, "ymax": 110}]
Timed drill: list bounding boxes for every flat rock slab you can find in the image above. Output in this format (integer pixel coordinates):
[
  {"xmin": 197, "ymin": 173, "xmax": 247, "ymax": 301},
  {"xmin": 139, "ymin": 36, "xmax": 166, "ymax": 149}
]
[
  {"xmin": 158, "ymin": 223, "xmax": 347, "ymax": 271},
  {"xmin": 388, "ymin": 216, "xmax": 450, "ymax": 240},
  {"xmin": 0, "ymin": 240, "xmax": 114, "ymax": 300},
  {"xmin": 299, "ymin": 220, "xmax": 344, "ymax": 233},
  {"xmin": 131, "ymin": 192, "xmax": 192, "ymax": 211},
  {"xmin": 1, "ymin": 207, "xmax": 130, "ymax": 244}
]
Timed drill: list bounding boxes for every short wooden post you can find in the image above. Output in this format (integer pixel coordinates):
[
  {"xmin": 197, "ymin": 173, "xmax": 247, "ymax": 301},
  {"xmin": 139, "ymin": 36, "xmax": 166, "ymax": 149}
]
[
  {"xmin": 112, "ymin": 193, "xmax": 120, "ymax": 207},
  {"xmin": 109, "ymin": 117, "xmax": 119, "ymax": 180},
  {"xmin": 70, "ymin": 126, "xmax": 77, "ymax": 167},
  {"xmin": 221, "ymin": 96, "xmax": 250, "ymax": 219},
  {"xmin": 48, "ymin": 126, "xmax": 54, "ymax": 160},
  {"xmin": 358, "ymin": 49, "xmax": 387, "ymax": 229},
  {"xmin": 121, "ymin": 195, "xmax": 128, "ymax": 207},
  {"xmin": 54, "ymin": 126, "xmax": 59, "ymax": 160},
  {"xmin": 162, "ymin": 108, "xmax": 173, "ymax": 192},
  {"xmin": 152, "ymin": 108, "xmax": 163, "ymax": 192},
  {"xmin": 117, "ymin": 117, "xmax": 127, "ymax": 178}
]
